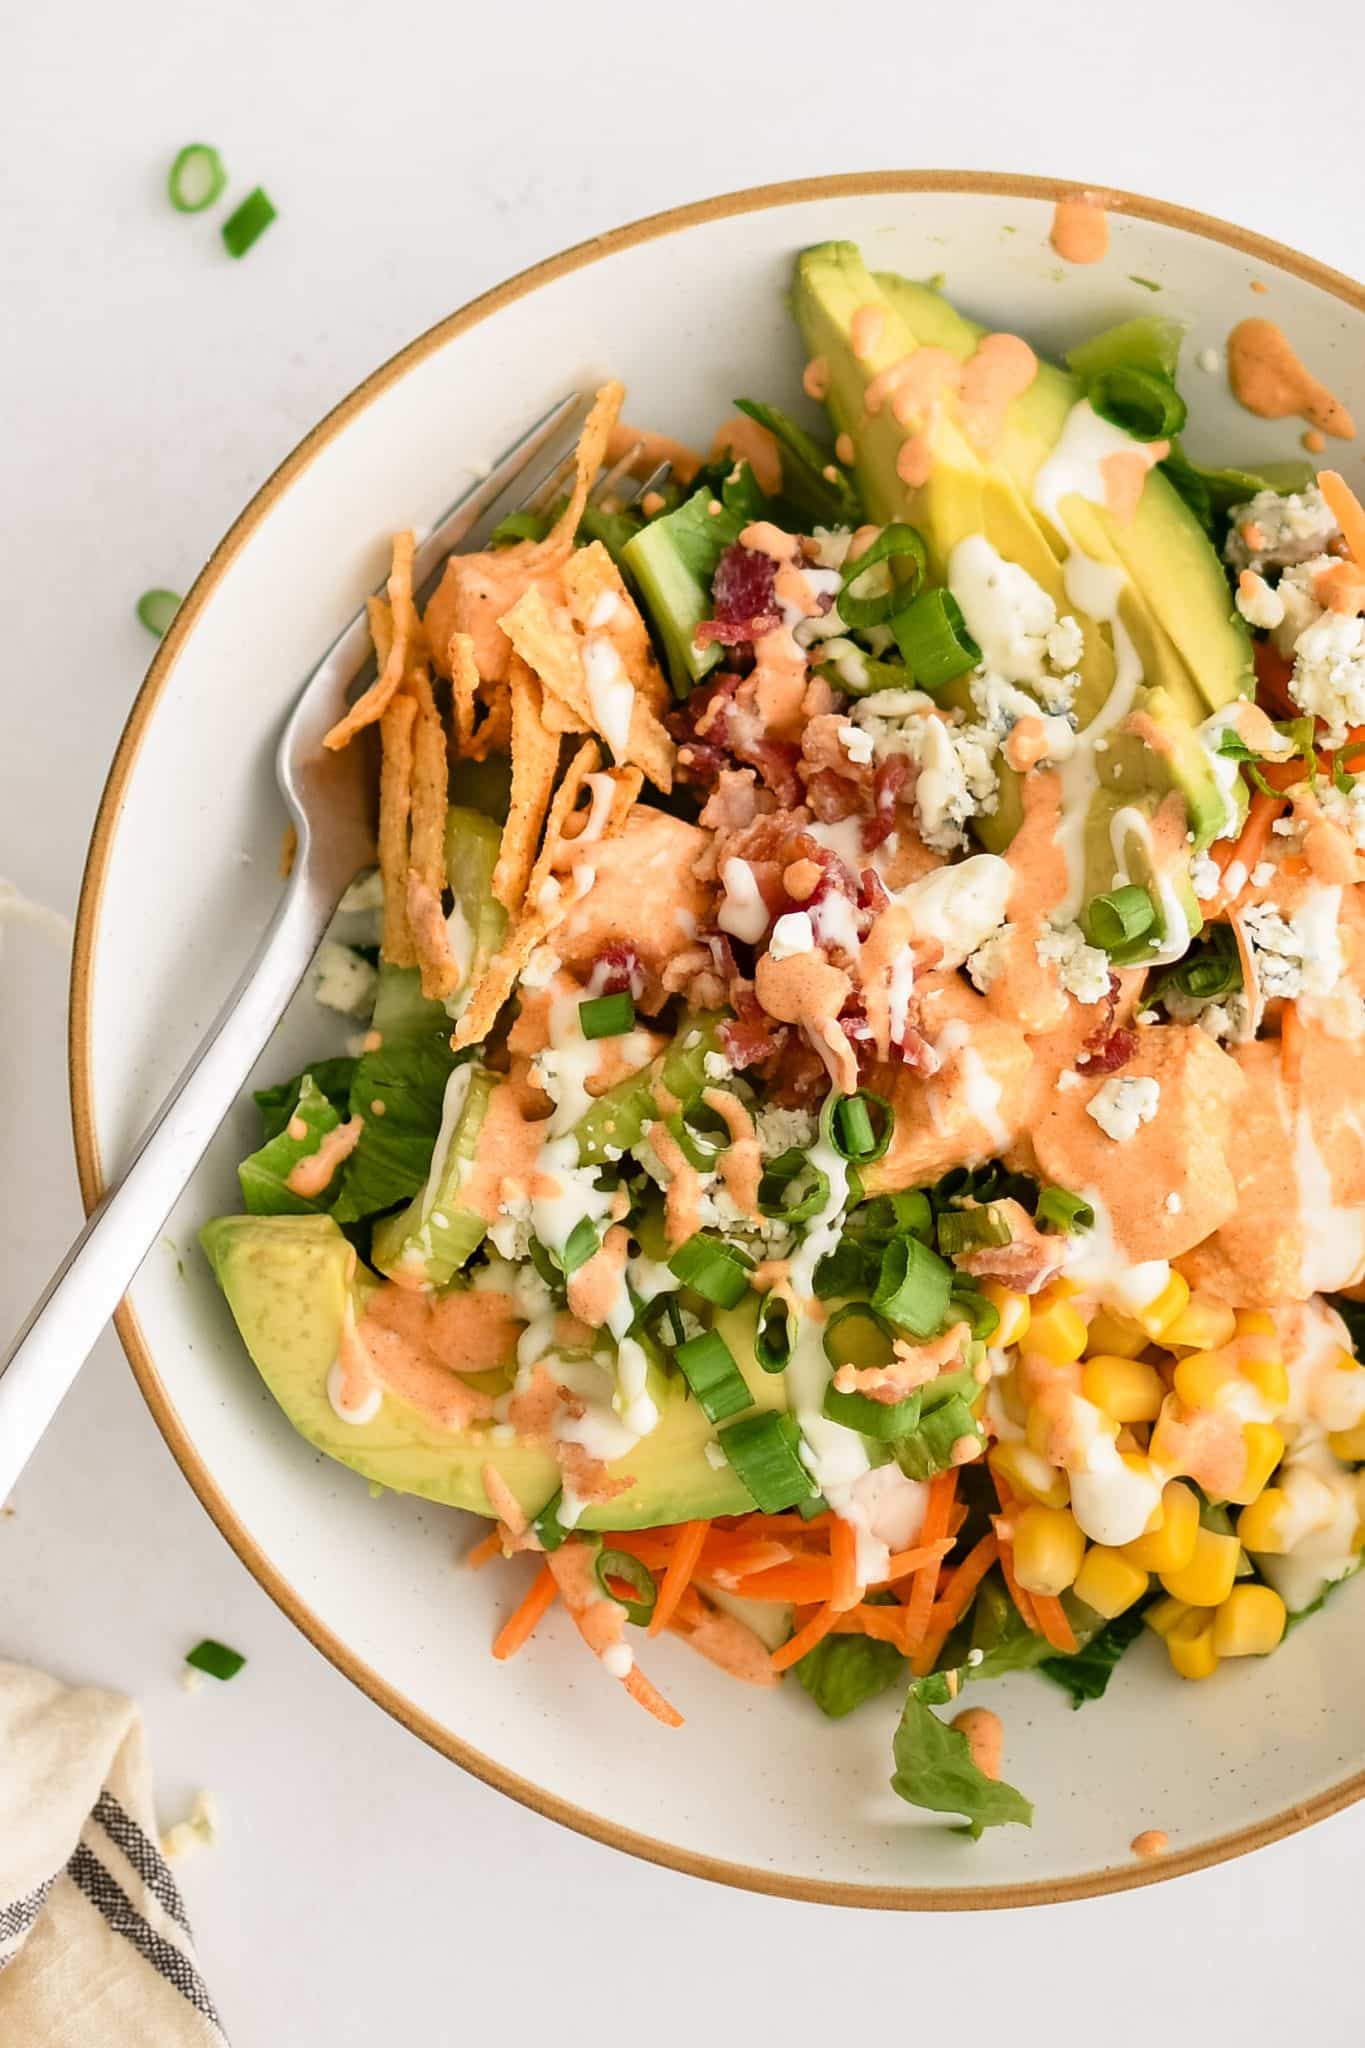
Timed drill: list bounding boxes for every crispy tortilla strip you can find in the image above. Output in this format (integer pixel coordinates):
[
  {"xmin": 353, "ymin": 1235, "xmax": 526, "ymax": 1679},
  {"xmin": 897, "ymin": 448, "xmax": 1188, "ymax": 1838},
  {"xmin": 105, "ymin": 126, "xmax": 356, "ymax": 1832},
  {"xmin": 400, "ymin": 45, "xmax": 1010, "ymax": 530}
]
[
  {"xmin": 449, "ymin": 629, "xmax": 480, "ymax": 753},
  {"xmin": 502, "ymin": 560, "xmax": 674, "ymax": 792},
  {"xmin": 560, "ymin": 542, "xmax": 675, "ymax": 790},
  {"xmin": 561, "ymin": 543, "xmax": 669, "ymax": 716},
  {"xmin": 451, "ymin": 740, "xmax": 601, "ymax": 1053},
  {"xmin": 408, "ymin": 665, "xmax": 449, "ymax": 897},
  {"xmin": 500, "ymin": 585, "xmax": 595, "ymax": 728},
  {"xmin": 465, "ymin": 682, "xmax": 512, "ymax": 760},
  {"xmin": 526, "ymin": 381, "xmax": 626, "ymax": 568},
  {"xmin": 325, "ymin": 532, "xmax": 416, "ymax": 750},
  {"xmin": 492, "ymin": 658, "xmax": 560, "ymax": 912},
  {"xmin": 378, "ymin": 692, "xmax": 418, "ymax": 965},
  {"xmin": 407, "ymin": 868, "xmax": 460, "ymax": 1001}
]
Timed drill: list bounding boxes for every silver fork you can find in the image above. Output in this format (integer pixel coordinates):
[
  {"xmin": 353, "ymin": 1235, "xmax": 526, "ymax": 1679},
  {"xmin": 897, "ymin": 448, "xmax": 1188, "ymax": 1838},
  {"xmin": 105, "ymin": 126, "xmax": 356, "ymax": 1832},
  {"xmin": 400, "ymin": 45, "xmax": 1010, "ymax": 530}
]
[{"xmin": 0, "ymin": 388, "xmax": 593, "ymax": 1502}]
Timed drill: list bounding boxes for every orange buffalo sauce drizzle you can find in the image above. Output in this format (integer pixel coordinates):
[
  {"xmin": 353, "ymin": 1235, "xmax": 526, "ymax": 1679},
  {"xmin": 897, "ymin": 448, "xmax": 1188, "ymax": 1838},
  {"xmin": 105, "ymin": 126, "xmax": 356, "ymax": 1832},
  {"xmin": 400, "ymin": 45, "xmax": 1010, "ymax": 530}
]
[
  {"xmin": 1226, "ymin": 319, "xmax": 1356, "ymax": 439},
  {"xmin": 1050, "ymin": 191, "xmax": 1108, "ymax": 265}
]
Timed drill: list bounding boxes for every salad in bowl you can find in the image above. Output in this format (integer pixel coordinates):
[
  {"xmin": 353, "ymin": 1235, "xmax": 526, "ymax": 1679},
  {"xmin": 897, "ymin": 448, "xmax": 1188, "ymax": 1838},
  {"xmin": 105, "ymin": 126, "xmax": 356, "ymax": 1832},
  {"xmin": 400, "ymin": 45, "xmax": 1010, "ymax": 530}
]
[{"xmin": 202, "ymin": 238, "xmax": 1365, "ymax": 1838}]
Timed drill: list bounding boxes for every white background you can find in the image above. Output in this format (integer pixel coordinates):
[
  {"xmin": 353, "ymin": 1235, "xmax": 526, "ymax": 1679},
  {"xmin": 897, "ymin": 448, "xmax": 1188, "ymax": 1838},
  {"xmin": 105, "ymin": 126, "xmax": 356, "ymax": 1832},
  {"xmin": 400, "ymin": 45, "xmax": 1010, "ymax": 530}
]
[{"xmin": 4, "ymin": 1, "xmax": 1363, "ymax": 2039}]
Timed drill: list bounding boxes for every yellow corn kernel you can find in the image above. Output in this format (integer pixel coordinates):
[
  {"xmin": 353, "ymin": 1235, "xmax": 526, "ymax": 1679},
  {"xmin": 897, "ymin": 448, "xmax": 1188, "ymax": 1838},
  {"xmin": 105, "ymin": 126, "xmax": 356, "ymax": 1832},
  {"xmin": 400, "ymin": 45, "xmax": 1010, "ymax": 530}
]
[
  {"xmin": 1012, "ymin": 1503, "xmax": 1087, "ymax": 1597},
  {"xmin": 1329, "ymin": 1420, "xmax": 1365, "ymax": 1462},
  {"xmin": 990, "ymin": 1440, "xmax": 1069, "ymax": 1509},
  {"xmin": 1020, "ymin": 1298, "xmax": 1089, "ymax": 1368},
  {"xmin": 1159, "ymin": 1526, "xmax": 1240, "ymax": 1607},
  {"xmin": 1166, "ymin": 1607, "xmax": 1220, "ymax": 1680},
  {"xmin": 1073, "ymin": 1546, "xmax": 1149, "ymax": 1620},
  {"xmin": 1212, "ymin": 1583, "xmax": 1286, "ymax": 1658},
  {"xmin": 1242, "ymin": 1355, "xmax": 1290, "ymax": 1409},
  {"xmin": 981, "ymin": 1282, "xmax": 1030, "ymax": 1349},
  {"xmin": 1132, "ymin": 1270, "xmax": 1190, "ymax": 1341},
  {"xmin": 1144, "ymin": 1594, "xmax": 1190, "ymax": 1640},
  {"xmin": 1081, "ymin": 1354, "xmax": 1165, "ymax": 1424},
  {"xmin": 1223, "ymin": 1424, "xmax": 1285, "ymax": 1507},
  {"xmin": 1122, "ymin": 1479, "xmax": 1200, "ymax": 1573},
  {"xmin": 1085, "ymin": 1308, "xmax": 1150, "ymax": 1360},
  {"xmin": 1236, "ymin": 1488, "xmax": 1288, "ymax": 1554},
  {"xmin": 1234, "ymin": 1309, "xmax": 1276, "ymax": 1341},
  {"xmin": 1161, "ymin": 1293, "xmax": 1238, "ymax": 1353},
  {"xmin": 1172, "ymin": 1346, "xmax": 1238, "ymax": 1410}
]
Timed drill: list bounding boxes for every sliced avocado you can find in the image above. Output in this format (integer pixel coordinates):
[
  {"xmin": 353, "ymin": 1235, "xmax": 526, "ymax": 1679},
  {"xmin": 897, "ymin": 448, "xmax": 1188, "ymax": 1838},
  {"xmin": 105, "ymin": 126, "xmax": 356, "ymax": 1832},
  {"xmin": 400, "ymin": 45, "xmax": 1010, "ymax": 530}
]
[
  {"xmin": 1082, "ymin": 789, "xmax": 1203, "ymax": 964},
  {"xmin": 871, "ymin": 271, "xmax": 1253, "ymax": 714},
  {"xmin": 370, "ymin": 1064, "xmax": 498, "ymax": 1286},
  {"xmin": 200, "ymin": 1212, "xmax": 785, "ymax": 1527}
]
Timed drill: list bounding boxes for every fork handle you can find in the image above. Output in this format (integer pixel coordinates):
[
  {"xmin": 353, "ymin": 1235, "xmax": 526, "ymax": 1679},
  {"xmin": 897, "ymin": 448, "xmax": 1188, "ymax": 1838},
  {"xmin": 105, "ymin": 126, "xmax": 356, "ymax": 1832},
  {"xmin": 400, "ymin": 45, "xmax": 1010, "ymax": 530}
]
[{"xmin": 0, "ymin": 865, "xmax": 338, "ymax": 1503}]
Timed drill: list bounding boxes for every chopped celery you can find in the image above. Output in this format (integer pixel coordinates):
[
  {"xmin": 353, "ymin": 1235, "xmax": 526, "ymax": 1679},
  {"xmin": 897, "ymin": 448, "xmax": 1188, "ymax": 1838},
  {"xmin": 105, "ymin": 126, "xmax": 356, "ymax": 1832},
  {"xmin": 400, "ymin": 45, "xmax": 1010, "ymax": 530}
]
[
  {"xmin": 444, "ymin": 807, "xmax": 507, "ymax": 1020},
  {"xmin": 370, "ymin": 1065, "xmax": 498, "ymax": 1284}
]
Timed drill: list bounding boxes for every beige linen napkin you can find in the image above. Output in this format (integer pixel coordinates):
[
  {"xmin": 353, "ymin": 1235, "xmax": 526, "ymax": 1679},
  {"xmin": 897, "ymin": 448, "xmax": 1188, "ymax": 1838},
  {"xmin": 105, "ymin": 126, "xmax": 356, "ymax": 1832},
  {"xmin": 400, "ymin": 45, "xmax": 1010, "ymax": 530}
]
[{"xmin": 0, "ymin": 1661, "xmax": 224, "ymax": 2045}]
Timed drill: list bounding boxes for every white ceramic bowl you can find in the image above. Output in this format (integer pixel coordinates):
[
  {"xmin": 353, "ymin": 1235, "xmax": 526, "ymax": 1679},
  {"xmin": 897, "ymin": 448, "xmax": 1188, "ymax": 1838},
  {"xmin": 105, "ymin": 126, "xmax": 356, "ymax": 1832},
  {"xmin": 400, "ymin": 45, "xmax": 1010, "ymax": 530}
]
[{"xmin": 72, "ymin": 173, "xmax": 1365, "ymax": 1908}]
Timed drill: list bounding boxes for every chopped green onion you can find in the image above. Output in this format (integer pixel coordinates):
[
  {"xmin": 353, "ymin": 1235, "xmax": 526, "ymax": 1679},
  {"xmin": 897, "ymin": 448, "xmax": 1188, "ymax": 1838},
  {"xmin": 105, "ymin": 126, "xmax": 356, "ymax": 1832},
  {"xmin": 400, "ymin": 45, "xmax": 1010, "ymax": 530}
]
[
  {"xmin": 594, "ymin": 1547, "xmax": 658, "ymax": 1626},
  {"xmin": 185, "ymin": 1639, "xmax": 245, "ymax": 1681},
  {"xmin": 668, "ymin": 1233, "xmax": 753, "ymax": 1308},
  {"xmin": 1035, "ymin": 1187, "xmax": 1094, "ymax": 1234},
  {"xmin": 533, "ymin": 1489, "xmax": 572, "ymax": 1551},
  {"xmin": 221, "ymin": 186, "xmax": 277, "ymax": 260},
  {"xmin": 797, "ymin": 1490, "xmax": 829, "ymax": 1521},
  {"xmin": 890, "ymin": 588, "xmax": 981, "ymax": 688},
  {"xmin": 893, "ymin": 1395, "xmax": 984, "ymax": 1482},
  {"xmin": 757, "ymin": 1149, "xmax": 830, "ymax": 1224},
  {"xmin": 935, "ymin": 1204, "xmax": 1013, "ymax": 1257},
  {"xmin": 556, "ymin": 1217, "xmax": 600, "ymax": 1277},
  {"xmin": 755, "ymin": 1291, "xmax": 796, "ymax": 1373},
  {"xmin": 816, "ymin": 650, "xmax": 916, "ymax": 697},
  {"xmin": 674, "ymin": 1328, "xmax": 752, "ymax": 1422},
  {"xmin": 839, "ymin": 522, "xmax": 928, "ymax": 630},
  {"xmin": 136, "ymin": 589, "xmax": 181, "ymax": 638},
  {"xmin": 921, "ymin": 1359, "xmax": 985, "ymax": 1412},
  {"xmin": 668, "ymin": 1099, "xmax": 731, "ymax": 1171},
  {"xmin": 823, "ymin": 1381, "xmax": 923, "ymax": 1441},
  {"xmin": 1083, "ymin": 885, "xmax": 1156, "ymax": 952},
  {"xmin": 579, "ymin": 993, "xmax": 635, "ymax": 1040},
  {"xmin": 949, "ymin": 1289, "xmax": 1000, "ymax": 1345},
  {"xmin": 167, "ymin": 144, "xmax": 227, "ymax": 214},
  {"xmin": 1087, "ymin": 365, "xmax": 1187, "ymax": 442},
  {"xmin": 872, "ymin": 1235, "xmax": 952, "ymax": 1338},
  {"xmin": 849, "ymin": 1190, "xmax": 934, "ymax": 1244},
  {"xmin": 1065, "ymin": 314, "xmax": 1185, "ymax": 383},
  {"xmin": 821, "ymin": 1300, "xmax": 896, "ymax": 1372},
  {"xmin": 812, "ymin": 1238, "xmax": 880, "ymax": 1301},
  {"xmin": 719, "ymin": 1410, "xmax": 817, "ymax": 1512},
  {"xmin": 827, "ymin": 1090, "xmax": 893, "ymax": 1164},
  {"xmin": 1151, "ymin": 925, "xmax": 1243, "ymax": 1006}
]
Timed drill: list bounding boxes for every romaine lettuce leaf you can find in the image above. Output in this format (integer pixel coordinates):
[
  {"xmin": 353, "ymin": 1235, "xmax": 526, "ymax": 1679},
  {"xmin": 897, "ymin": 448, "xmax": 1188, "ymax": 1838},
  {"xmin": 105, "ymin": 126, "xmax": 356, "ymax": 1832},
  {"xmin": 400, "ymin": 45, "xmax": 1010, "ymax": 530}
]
[
  {"xmin": 253, "ymin": 1057, "xmax": 357, "ymax": 1142},
  {"xmin": 890, "ymin": 1690, "xmax": 1033, "ymax": 1839},
  {"xmin": 796, "ymin": 1629, "xmax": 905, "ymax": 1719},
  {"xmin": 238, "ymin": 1072, "xmax": 341, "ymax": 1216},
  {"xmin": 331, "ymin": 965, "xmax": 464, "ymax": 1224},
  {"xmin": 1038, "ymin": 1604, "xmax": 1148, "ymax": 1709}
]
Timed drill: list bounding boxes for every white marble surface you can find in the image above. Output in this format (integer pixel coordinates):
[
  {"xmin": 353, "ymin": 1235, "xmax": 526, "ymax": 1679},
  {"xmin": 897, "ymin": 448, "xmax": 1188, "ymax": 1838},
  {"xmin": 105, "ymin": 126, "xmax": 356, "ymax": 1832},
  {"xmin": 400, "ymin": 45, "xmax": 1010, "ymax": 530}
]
[{"xmin": 4, "ymin": 0, "xmax": 1363, "ymax": 2038}]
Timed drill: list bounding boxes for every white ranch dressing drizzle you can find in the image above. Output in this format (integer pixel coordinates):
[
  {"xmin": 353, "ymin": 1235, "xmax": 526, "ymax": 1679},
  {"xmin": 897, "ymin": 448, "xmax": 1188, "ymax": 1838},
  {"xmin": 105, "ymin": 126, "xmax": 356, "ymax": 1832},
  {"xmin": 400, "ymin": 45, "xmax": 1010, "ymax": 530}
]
[
  {"xmin": 1109, "ymin": 805, "xmax": 1193, "ymax": 965},
  {"xmin": 1063, "ymin": 1188, "xmax": 1171, "ymax": 1316},
  {"xmin": 1032, "ymin": 402, "xmax": 1149, "ymax": 920},
  {"xmin": 582, "ymin": 637, "xmax": 635, "ymax": 757}
]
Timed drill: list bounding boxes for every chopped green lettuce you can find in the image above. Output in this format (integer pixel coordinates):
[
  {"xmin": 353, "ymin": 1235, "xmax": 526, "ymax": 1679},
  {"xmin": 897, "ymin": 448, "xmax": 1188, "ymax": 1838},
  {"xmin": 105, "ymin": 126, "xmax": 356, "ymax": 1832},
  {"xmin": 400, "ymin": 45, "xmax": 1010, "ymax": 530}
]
[
  {"xmin": 796, "ymin": 1627, "xmax": 905, "ymax": 1719},
  {"xmin": 890, "ymin": 1691, "xmax": 1033, "ymax": 1838},
  {"xmin": 331, "ymin": 966, "xmax": 464, "ymax": 1224},
  {"xmin": 238, "ymin": 1073, "xmax": 342, "ymax": 1217},
  {"xmin": 252, "ymin": 1057, "xmax": 356, "ymax": 1142},
  {"xmin": 1039, "ymin": 1604, "xmax": 1148, "ymax": 1709}
]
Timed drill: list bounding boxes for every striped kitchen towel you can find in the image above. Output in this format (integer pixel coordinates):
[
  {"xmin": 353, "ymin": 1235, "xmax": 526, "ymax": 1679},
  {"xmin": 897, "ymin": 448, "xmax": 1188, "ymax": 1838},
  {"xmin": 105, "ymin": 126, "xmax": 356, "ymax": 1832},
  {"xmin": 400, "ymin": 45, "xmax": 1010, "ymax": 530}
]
[{"xmin": 0, "ymin": 1661, "xmax": 225, "ymax": 2045}]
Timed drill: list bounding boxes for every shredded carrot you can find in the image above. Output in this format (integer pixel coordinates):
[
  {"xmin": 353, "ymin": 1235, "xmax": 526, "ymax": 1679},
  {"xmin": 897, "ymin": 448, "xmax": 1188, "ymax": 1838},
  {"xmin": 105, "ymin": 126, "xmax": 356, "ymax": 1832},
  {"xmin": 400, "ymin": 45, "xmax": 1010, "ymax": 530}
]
[
  {"xmin": 713, "ymin": 1510, "xmax": 834, "ymax": 1540},
  {"xmin": 648, "ymin": 1518, "xmax": 708, "ymax": 1637},
  {"xmin": 989, "ymin": 1470, "xmax": 1041, "ymax": 1634},
  {"xmin": 828, "ymin": 1606, "xmax": 913, "ymax": 1647},
  {"xmin": 1252, "ymin": 637, "xmax": 1298, "ymax": 719},
  {"xmin": 624, "ymin": 1664, "xmax": 684, "ymax": 1728},
  {"xmin": 829, "ymin": 1515, "xmax": 862, "ymax": 1613},
  {"xmin": 1212, "ymin": 786, "xmax": 1283, "ymax": 903},
  {"xmin": 878, "ymin": 1538, "xmax": 958, "ymax": 1581},
  {"xmin": 596, "ymin": 1530, "xmax": 675, "ymax": 1570},
  {"xmin": 910, "ymin": 1533, "xmax": 1000, "ymax": 1677},
  {"xmin": 1319, "ymin": 469, "xmax": 1365, "ymax": 567},
  {"xmin": 1030, "ymin": 1592, "xmax": 1079, "ymax": 1655},
  {"xmin": 770, "ymin": 1601, "xmax": 839, "ymax": 1674},
  {"xmin": 467, "ymin": 1529, "xmax": 503, "ymax": 1571},
  {"xmin": 492, "ymin": 1564, "xmax": 558, "ymax": 1660},
  {"xmin": 700, "ymin": 1537, "xmax": 795, "ymax": 1580},
  {"xmin": 718, "ymin": 1539, "xmax": 954, "ymax": 1605},
  {"xmin": 900, "ymin": 1471, "xmax": 959, "ymax": 1650}
]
